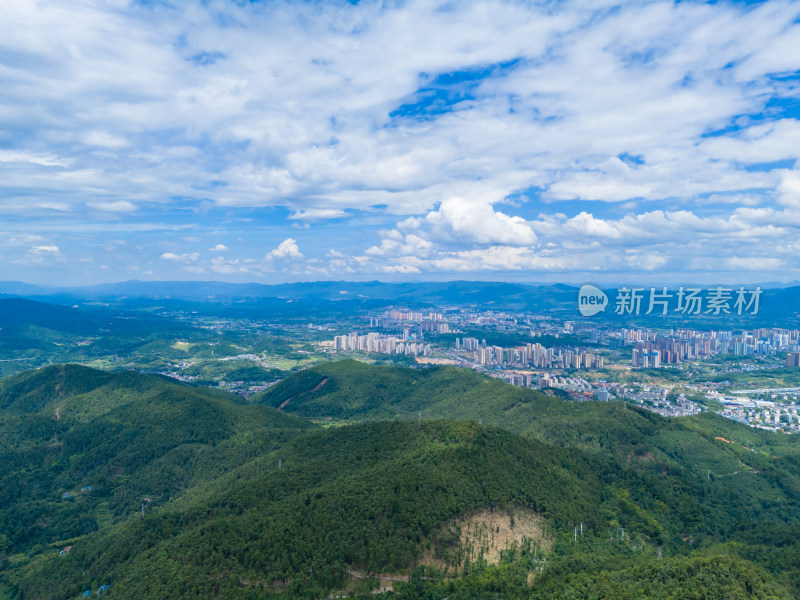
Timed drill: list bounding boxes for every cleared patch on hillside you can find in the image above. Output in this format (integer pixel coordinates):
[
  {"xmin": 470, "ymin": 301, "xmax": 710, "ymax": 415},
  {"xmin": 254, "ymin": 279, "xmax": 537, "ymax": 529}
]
[{"xmin": 420, "ymin": 508, "xmax": 552, "ymax": 574}]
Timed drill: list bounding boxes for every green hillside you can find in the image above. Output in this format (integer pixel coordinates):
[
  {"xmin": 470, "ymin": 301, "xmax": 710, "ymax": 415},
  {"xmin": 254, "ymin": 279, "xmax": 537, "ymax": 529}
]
[
  {"xmin": 0, "ymin": 363, "xmax": 239, "ymax": 420},
  {"xmin": 255, "ymin": 359, "xmax": 799, "ymax": 458},
  {"xmin": 9, "ymin": 418, "xmax": 795, "ymax": 599},
  {"xmin": 254, "ymin": 361, "xmax": 800, "ymax": 588},
  {"xmin": 1, "ymin": 362, "xmax": 799, "ymax": 599},
  {"xmin": 0, "ymin": 365, "xmax": 311, "ymax": 561},
  {"xmin": 256, "ymin": 361, "xmax": 800, "ymax": 530}
]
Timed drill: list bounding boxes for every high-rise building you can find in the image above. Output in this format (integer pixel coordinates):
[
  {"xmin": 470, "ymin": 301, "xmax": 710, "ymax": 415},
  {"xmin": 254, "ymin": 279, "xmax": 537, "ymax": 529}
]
[{"xmin": 477, "ymin": 347, "xmax": 490, "ymax": 365}]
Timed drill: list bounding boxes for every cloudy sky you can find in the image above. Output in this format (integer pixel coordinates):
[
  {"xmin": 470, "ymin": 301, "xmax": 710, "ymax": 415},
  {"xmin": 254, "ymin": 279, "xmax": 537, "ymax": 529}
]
[{"xmin": 2, "ymin": 0, "xmax": 799, "ymax": 285}]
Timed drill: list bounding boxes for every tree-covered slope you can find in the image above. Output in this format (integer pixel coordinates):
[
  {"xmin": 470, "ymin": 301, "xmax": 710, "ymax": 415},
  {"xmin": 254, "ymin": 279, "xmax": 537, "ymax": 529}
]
[
  {"xmin": 0, "ymin": 365, "xmax": 311, "ymax": 560},
  {"xmin": 2, "ymin": 362, "xmax": 799, "ymax": 599},
  {"xmin": 255, "ymin": 360, "xmax": 799, "ymax": 462},
  {"xmin": 254, "ymin": 361, "xmax": 800, "ymax": 588},
  {"xmin": 0, "ymin": 363, "xmax": 236, "ymax": 419},
  {"xmin": 8, "ymin": 419, "xmax": 794, "ymax": 599}
]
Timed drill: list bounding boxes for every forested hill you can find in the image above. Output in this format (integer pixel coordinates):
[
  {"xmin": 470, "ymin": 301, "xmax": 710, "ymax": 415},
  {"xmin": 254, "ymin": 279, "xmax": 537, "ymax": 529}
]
[
  {"xmin": 0, "ymin": 363, "xmax": 235, "ymax": 417},
  {"xmin": 9, "ymin": 419, "xmax": 796, "ymax": 599},
  {"xmin": 1, "ymin": 362, "xmax": 799, "ymax": 599},
  {"xmin": 254, "ymin": 361, "xmax": 800, "ymax": 586},
  {"xmin": 255, "ymin": 359, "xmax": 800, "ymax": 458},
  {"xmin": 257, "ymin": 360, "xmax": 800, "ymax": 493},
  {"xmin": 0, "ymin": 365, "xmax": 311, "ymax": 567}
]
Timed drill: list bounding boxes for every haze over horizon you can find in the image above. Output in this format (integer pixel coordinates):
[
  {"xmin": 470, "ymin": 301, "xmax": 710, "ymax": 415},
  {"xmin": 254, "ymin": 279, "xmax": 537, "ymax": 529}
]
[{"xmin": 3, "ymin": 0, "xmax": 800, "ymax": 286}]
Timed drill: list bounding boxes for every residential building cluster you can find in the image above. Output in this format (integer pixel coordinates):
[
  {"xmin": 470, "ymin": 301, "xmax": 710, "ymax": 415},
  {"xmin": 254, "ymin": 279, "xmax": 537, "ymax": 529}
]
[
  {"xmin": 332, "ymin": 331, "xmax": 432, "ymax": 356},
  {"xmin": 722, "ymin": 403, "xmax": 800, "ymax": 433},
  {"xmin": 455, "ymin": 338, "xmax": 603, "ymax": 369},
  {"xmin": 380, "ymin": 310, "xmax": 445, "ymax": 323},
  {"xmin": 710, "ymin": 392, "xmax": 800, "ymax": 433},
  {"xmin": 495, "ymin": 371, "xmax": 703, "ymax": 417},
  {"xmin": 627, "ymin": 327, "xmax": 800, "ymax": 367}
]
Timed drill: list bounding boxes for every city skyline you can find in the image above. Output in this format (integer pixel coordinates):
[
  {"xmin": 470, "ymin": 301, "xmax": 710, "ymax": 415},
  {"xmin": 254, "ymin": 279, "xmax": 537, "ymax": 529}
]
[{"xmin": 2, "ymin": 0, "xmax": 800, "ymax": 285}]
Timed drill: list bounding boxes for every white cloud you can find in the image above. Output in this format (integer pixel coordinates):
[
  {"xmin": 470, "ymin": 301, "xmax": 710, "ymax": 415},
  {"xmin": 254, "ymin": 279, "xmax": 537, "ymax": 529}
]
[
  {"xmin": 31, "ymin": 244, "xmax": 60, "ymax": 255},
  {"xmin": 267, "ymin": 238, "xmax": 302, "ymax": 259},
  {"xmin": 700, "ymin": 120, "xmax": 800, "ymax": 164},
  {"xmin": 366, "ymin": 232, "xmax": 434, "ymax": 257},
  {"xmin": 288, "ymin": 208, "xmax": 347, "ymax": 220},
  {"xmin": 2, "ymin": 0, "xmax": 800, "ymax": 280},
  {"xmin": 87, "ymin": 200, "xmax": 137, "ymax": 212},
  {"xmin": 209, "ymin": 244, "xmax": 229, "ymax": 252},
  {"xmin": 2, "ymin": 0, "xmax": 798, "ymax": 219},
  {"xmin": 349, "ymin": 200, "xmax": 800, "ymax": 279},
  {"xmin": 778, "ymin": 168, "xmax": 800, "ymax": 208},
  {"xmin": 160, "ymin": 252, "xmax": 200, "ymax": 262},
  {"xmin": 380, "ymin": 263, "xmax": 422, "ymax": 274},
  {"xmin": 547, "ymin": 175, "xmax": 653, "ymax": 203},
  {"xmin": 14, "ymin": 243, "xmax": 64, "ymax": 266},
  {"xmin": 626, "ymin": 254, "xmax": 668, "ymax": 271},
  {"xmin": 727, "ymin": 257, "xmax": 783, "ymax": 270},
  {"xmin": 210, "ymin": 256, "xmax": 243, "ymax": 274},
  {"xmin": 420, "ymin": 197, "xmax": 537, "ymax": 246},
  {"xmin": 0, "ymin": 150, "xmax": 69, "ymax": 167},
  {"xmin": 0, "ymin": 233, "xmax": 45, "ymax": 247},
  {"xmin": 82, "ymin": 131, "xmax": 129, "ymax": 149}
]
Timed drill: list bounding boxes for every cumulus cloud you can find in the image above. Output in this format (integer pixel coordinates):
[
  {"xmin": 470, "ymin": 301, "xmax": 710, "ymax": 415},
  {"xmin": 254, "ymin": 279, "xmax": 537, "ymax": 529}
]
[
  {"xmin": 366, "ymin": 232, "xmax": 434, "ymax": 257},
  {"xmin": 418, "ymin": 198, "xmax": 537, "ymax": 246},
  {"xmin": 267, "ymin": 238, "xmax": 303, "ymax": 259},
  {"xmin": 351, "ymin": 201, "xmax": 800, "ymax": 280},
  {"xmin": 209, "ymin": 244, "xmax": 229, "ymax": 252}
]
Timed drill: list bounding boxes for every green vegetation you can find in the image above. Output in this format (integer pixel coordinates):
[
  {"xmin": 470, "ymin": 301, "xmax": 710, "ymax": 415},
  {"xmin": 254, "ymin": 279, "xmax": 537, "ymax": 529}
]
[
  {"xmin": 1, "ymin": 361, "xmax": 799, "ymax": 598},
  {"xmin": 0, "ymin": 366, "xmax": 310, "ymax": 561},
  {"xmin": 379, "ymin": 552, "xmax": 790, "ymax": 600},
  {"xmin": 0, "ymin": 298, "xmax": 327, "ymax": 387},
  {"xmin": 711, "ymin": 366, "xmax": 800, "ymax": 389}
]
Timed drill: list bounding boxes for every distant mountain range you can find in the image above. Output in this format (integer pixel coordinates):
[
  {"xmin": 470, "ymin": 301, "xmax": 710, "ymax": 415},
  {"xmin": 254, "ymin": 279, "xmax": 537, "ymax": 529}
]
[
  {"xmin": 0, "ymin": 279, "xmax": 576, "ymax": 306},
  {"xmin": 2, "ymin": 279, "xmax": 800, "ymax": 324}
]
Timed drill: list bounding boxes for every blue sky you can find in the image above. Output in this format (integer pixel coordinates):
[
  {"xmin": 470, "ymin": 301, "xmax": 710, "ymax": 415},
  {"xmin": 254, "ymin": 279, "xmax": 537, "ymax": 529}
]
[{"xmin": 1, "ymin": 0, "xmax": 800, "ymax": 285}]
